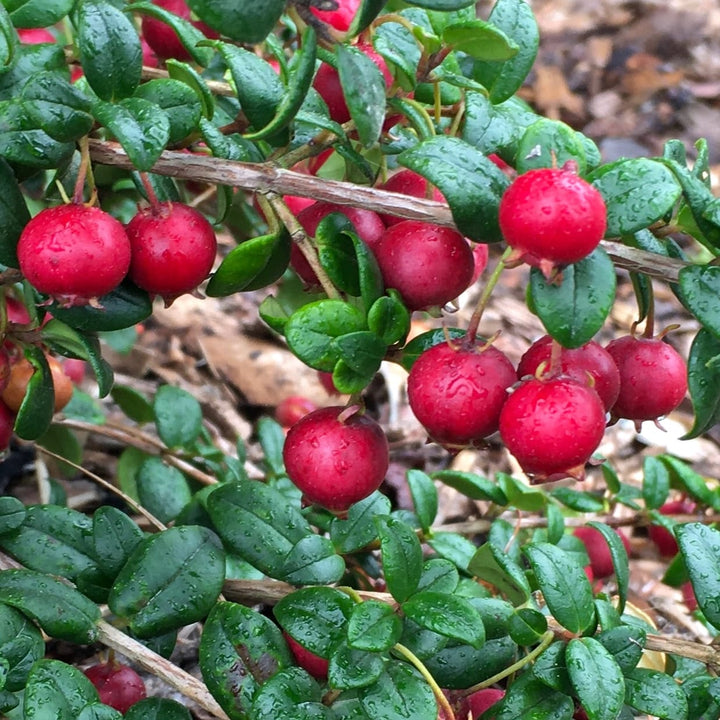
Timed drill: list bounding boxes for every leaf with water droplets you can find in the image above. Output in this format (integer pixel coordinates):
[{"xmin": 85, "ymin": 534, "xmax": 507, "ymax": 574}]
[
  {"xmin": 677, "ymin": 523, "xmax": 720, "ymax": 630},
  {"xmin": 24, "ymin": 659, "xmax": 99, "ymax": 720},
  {"xmin": 375, "ymin": 515, "xmax": 423, "ymax": 603},
  {"xmin": 685, "ymin": 329, "xmax": 720, "ymax": 439},
  {"xmin": 624, "ymin": 668, "xmax": 688, "ymax": 719}
]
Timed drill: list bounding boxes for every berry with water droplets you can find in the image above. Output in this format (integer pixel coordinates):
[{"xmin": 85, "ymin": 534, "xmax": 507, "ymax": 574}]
[
  {"xmin": 309, "ymin": 0, "xmax": 361, "ymax": 31},
  {"xmin": 378, "ymin": 169, "xmax": 445, "ymax": 226},
  {"xmin": 498, "ymin": 377, "xmax": 606, "ymax": 481},
  {"xmin": 18, "ymin": 204, "xmax": 131, "ymax": 306},
  {"xmin": 407, "ymin": 339, "xmax": 516, "ymax": 449},
  {"xmin": 283, "ymin": 405, "xmax": 388, "ymax": 511},
  {"xmin": 573, "ymin": 526, "xmax": 631, "ymax": 579},
  {"xmin": 126, "ymin": 202, "xmax": 217, "ymax": 303},
  {"xmin": 84, "ymin": 662, "xmax": 147, "ymax": 714}
]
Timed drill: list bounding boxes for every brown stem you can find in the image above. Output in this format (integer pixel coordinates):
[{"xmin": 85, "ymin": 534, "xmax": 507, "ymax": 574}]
[{"xmin": 73, "ymin": 136, "xmax": 92, "ymax": 204}]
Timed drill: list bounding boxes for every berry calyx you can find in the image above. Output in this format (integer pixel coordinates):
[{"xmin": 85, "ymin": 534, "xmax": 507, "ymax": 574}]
[
  {"xmin": 378, "ymin": 169, "xmax": 445, "ymax": 226},
  {"xmin": 18, "ymin": 204, "xmax": 131, "ymax": 306},
  {"xmin": 573, "ymin": 526, "xmax": 632, "ymax": 579},
  {"xmin": 126, "ymin": 202, "xmax": 217, "ymax": 303},
  {"xmin": 141, "ymin": 0, "xmax": 219, "ymax": 61},
  {"xmin": 517, "ymin": 335, "xmax": 621, "ymax": 411},
  {"xmin": 468, "ymin": 688, "xmax": 505, "ymax": 718},
  {"xmin": 407, "ymin": 339, "xmax": 516, "ymax": 449},
  {"xmin": 374, "ymin": 220, "xmax": 475, "ymax": 311},
  {"xmin": 648, "ymin": 500, "xmax": 696, "ymax": 558},
  {"xmin": 284, "ymin": 632, "xmax": 329, "ymax": 679},
  {"xmin": 605, "ymin": 335, "xmax": 687, "ymax": 423},
  {"xmin": 498, "ymin": 165, "xmax": 607, "ymax": 275},
  {"xmin": 275, "ymin": 396, "xmax": 318, "ymax": 428},
  {"xmin": 84, "ymin": 661, "xmax": 147, "ymax": 714},
  {"xmin": 282, "ymin": 405, "xmax": 389, "ymax": 511},
  {"xmin": 498, "ymin": 377, "xmax": 606, "ymax": 481}
]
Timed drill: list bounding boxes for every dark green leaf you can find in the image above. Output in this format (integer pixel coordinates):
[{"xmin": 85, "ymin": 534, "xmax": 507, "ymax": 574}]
[
  {"xmin": 166, "ymin": 58, "xmax": 214, "ymax": 119},
  {"xmin": 550, "ymin": 487, "xmax": 605, "ymax": 513},
  {"xmin": 78, "ymin": 703, "xmax": 123, "ymax": 720},
  {"xmin": 515, "ymin": 118, "xmax": 586, "ymax": 175},
  {"xmin": 596, "ymin": 625, "xmax": 646, "ymax": 674},
  {"xmin": 367, "ymin": 294, "xmax": 410, "ymax": 347},
  {"xmin": 92, "ymin": 505, "xmax": 144, "ymax": 579},
  {"xmin": 532, "ymin": 641, "xmax": 572, "ymax": 694},
  {"xmin": 642, "ymin": 456, "xmax": 670, "ymax": 510},
  {"xmin": 347, "ymin": 600, "xmax": 401, "ymax": 652},
  {"xmin": 281, "ymin": 534, "xmax": 345, "ymax": 585},
  {"xmin": 432, "ymin": 470, "xmax": 508, "ymax": 504},
  {"xmin": 398, "ymin": 328, "xmax": 466, "ymax": 371},
  {"xmin": 133, "ymin": 78, "xmax": 202, "ymax": 144},
  {"xmin": 0, "ymin": 156, "xmax": 29, "ymax": 267},
  {"xmin": 508, "ymin": 607, "xmax": 547, "ymax": 646},
  {"xmin": 676, "ymin": 523, "xmax": 720, "ymax": 630},
  {"xmin": 587, "ymin": 521, "xmax": 630, "ymax": 613},
  {"xmin": 679, "ymin": 264, "xmax": 720, "ymax": 339},
  {"xmin": 330, "ymin": 492, "xmax": 391, "ymax": 553},
  {"xmin": 403, "ymin": 591, "xmax": 485, "ymax": 647},
  {"xmin": 257, "ymin": 416, "xmax": 285, "ymax": 477},
  {"xmin": 661, "ymin": 455, "xmax": 715, "ymax": 506},
  {"xmin": 373, "ymin": 14, "xmax": 421, "ymax": 90},
  {"xmin": 111, "ymin": 385, "xmax": 155, "ymax": 424},
  {"xmin": 0, "ymin": 603, "xmax": 44, "ymax": 691},
  {"xmin": 250, "ymin": 667, "xmax": 330, "ymax": 720},
  {"xmin": 404, "ymin": 0, "xmax": 475, "ymax": 10},
  {"xmin": 328, "ymin": 642, "xmax": 385, "ymax": 691},
  {"xmin": 467, "ymin": 542, "xmax": 530, "ymax": 605},
  {"xmin": 187, "ymin": 0, "xmax": 285, "ymax": 44},
  {"xmin": 333, "ymin": 331, "xmax": 386, "ymax": 377},
  {"xmin": 443, "ymin": 19, "xmax": 517, "ymax": 60},
  {"xmin": 0, "ymin": 496, "xmax": 25, "ymax": 536},
  {"xmin": 495, "ymin": 673, "xmax": 574, "ymax": 720},
  {"xmin": 375, "ymin": 515, "xmax": 423, "ymax": 603},
  {"xmin": 136, "ymin": 458, "xmax": 192, "ymax": 524},
  {"xmin": 685, "ymin": 329, "xmax": 720, "ymax": 438},
  {"xmin": 124, "ymin": 698, "xmax": 192, "ymax": 720},
  {"xmin": 359, "ymin": 662, "xmax": 436, "ymax": 720},
  {"xmin": 153, "ymin": 385, "xmax": 202, "ymax": 448},
  {"xmin": 624, "ymin": 668, "xmax": 688, "ymax": 719},
  {"xmin": 13, "ymin": 345, "xmax": 53, "ymax": 441},
  {"xmin": 6, "ymin": 0, "xmax": 73, "ymax": 27},
  {"xmin": 23, "ymin": 659, "xmax": 98, "ymax": 720},
  {"xmin": 406, "ymin": 469, "xmax": 438, "ymax": 533}
]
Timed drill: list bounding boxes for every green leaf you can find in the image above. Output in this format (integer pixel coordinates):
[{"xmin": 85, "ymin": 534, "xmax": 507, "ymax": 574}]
[
  {"xmin": 399, "ymin": 136, "xmax": 510, "ymax": 242},
  {"xmin": 508, "ymin": 607, "xmax": 547, "ymax": 646},
  {"xmin": 328, "ymin": 643, "xmax": 385, "ymax": 691},
  {"xmin": 124, "ymin": 698, "xmax": 192, "ymax": 720},
  {"xmin": 406, "ymin": 469, "xmax": 438, "ymax": 533},
  {"xmin": 0, "ymin": 496, "xmax": 25, "ymax": 536},
  {"xmin": 77, "ymin": 0, "xmax": 142, "ymax": 101},
  {"xmin": 153, "ymin": 385, "xmax": 202, "ymax": 448},
  {"xmin": 427, "ymin": 531, "xmax": 478, "ymax": 572},
  {"xmin": 257, "ymin": 416, "xmax": 286, "ymax": 477},
  {"xmin": 403, "ymin": 591, "xmax": 485, "ymax": 648},
  {"xmin": 566, "ymin": 637, "xmax": 625, "ymax": 720},
  {"xmin": 133, "ymin": 78, "xmax": 203, "ymax": 144},
  {"xmin": 398, "ymin": 327, "xmax": 466, "ymax": 371},
  {"xmin": 281, "ymin": 534, "xmax": 345, "ymax": 586},
  {"xmin": 367, "ymin": 294, "xmax": 410, "ymax": 347},
  {"xmin": 13, "ymin": 346, "xmax": 53, "ymax": 441},
  {"xmin": 661, "ymin": 455, "xmax": 715, "ymax": 506},
  {"xmin": 375, "ymin": 515, "xmax": 423, "ymax": 603},
  {"xmin": 596, "ymin": 625, "xmax": 646, "ymax": 674},
  {"xmin": 333, "ymin": 331, "xmax": 386, "ymax": 378},
  {"xmin": 685, "ymin": 328, "xmax": 720, "ymax": 438},
  {"xmin": 347, "ymin": 600, "xmax": 402, "ymax": 652},
  {"xmin": 0, "ymin": 568, "xmax": 100, "ymax": 643},
  {"xmin": 624, "ymin": 668, "xmax": 688, "ymax": 719},
  {"xmin": 432, "ymin": 470, "xmax": 508, "ymax": 504},
  {"xmin": 495, "ymin": 673, "xmax": 574, "ymax": 720},
  {"xmin": 108, "ymin": 525, "xmax": 225, "ymax": 637},
  {"xmin": 550, "ymin": 487, "xmax": 605, "ymax": 513},
  {"xmin": 359, "ymin": 662, "xmax": 436, "ymax": 720},
  {"xmin": 404, "ymin": 0, "xmax": 475, "ymax": 9},
  {"xmin": 166, "ymin": 58, "xmax": 214, "ymax": 119},
  {"xmin": 136, "ymin": 458, "xmax": 192, "ymax": 524},
  {"xmin": 92, "ymin": 505, "xmax": 144, "ymax": 579},
  {"xmin": 523, "ymin": 542, "xmax": 595, "ymax": 633},
  {"xmin": 78, "ymin": 703, "xmax": 123, "ymax": 720},
  {"xmin": 679, "ymin": 264, "xmax": 720, "ymax": 340},
  {"xmin": 5, "ymin": 0, "xmax": 74, "ymax": 27},
  {"xmin": 93, "ymin": 97, "xmax": 170, "ymax": 172},
  {"xmin": 443, "ymin": 19, "xmax": 518, "ymax": 60},
  {"xmin": 467, "ymin": 542, "xmax": 530, "ymax": 605},
  {"xmin": 528, "ymin": 247, "xmax": 616, "ymax": 348},
  {"xmin": 532, "ymin": 641, "xmax": 572, "ymax": 694},
  {"xmin": 199, "ymin": 601, "xmax": 292, "ymax": 720},
  {"xmin": 642, "ymin": 456, "xmax": 670, "ymax": 510},
  {"xmin": 496, "ymin": 472, "xmax": 546, "ymax": 512},
  {"xmin": 330, "ymin": 492, "xmax": 391, "ymax": 554},
  {"xmin": 0, "ymin": 603, "xmax": 44, "ymax": 692},
  {"xmin": 676, "ymin": 523, "xmax": 720, "ymax": 630},
  {"xmin": 515, "ymin": 118, "xmax": 587, "ymax": 175},
  {"xmin": 23, "ymin": 659, "xmax": 99, "ymax": 720},
  {"xmin": 0, "ymin": 156, "xmax": 28, "ymax": 268},
  {"xmin": 588, "ymin": 158, "xmax": 682, "ymax": 237},
  {"xmin": 0, "ymin": 42, "xmax": 66, "ymax": 100},
  {"xmin": 187, "ymin": 0, "xmax": 285, "ymax": 44},
  {"xmin": 111, "ymin": 385, "xmax": 155, "ymax": 424},
  {"xmin": 417, "ymin": 559, "xmax": 459, "ymax": 595},
  {"xmin": 251, "ymin": 667, "xmax": 330, "ymax": 720}
]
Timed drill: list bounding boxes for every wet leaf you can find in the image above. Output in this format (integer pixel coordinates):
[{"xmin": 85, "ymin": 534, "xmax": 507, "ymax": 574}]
[{"xmin": 375, "ymin": 515, "xmax": 423, "ymax": 603}]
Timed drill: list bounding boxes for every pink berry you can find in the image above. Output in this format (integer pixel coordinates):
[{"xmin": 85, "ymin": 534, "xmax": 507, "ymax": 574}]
[
  {"xmin": 18, "ymin": 204, "xmax": 131, "ymax": 306},
  {"xmin": 275, "ymin": 396, "xmax": 318, "ymax": 428},
  {"xmin": 309, "ymin": 0, "xmax": 361, "ymax": 31},
  {"xmin": 17, "ymin": 28, "xmax": 55, "ymax": 44},
  {"xmin": 517, "ymin": 335, "xmax": 620, "ymax": 411},
  {"xmin": 283, "ymin": 406, "xmax": 389, "ymax": 511},
  {"xmin": 374, "ymin": 221, "xmax": 474, "ymax": 311},
  {"xmin": 407, "ymin": 340, "xmax": 516, "ymax": 449},
  {"xmin": 378, "ymin": 169, "xmax": 445, "ymax": 226},
  {"xmin": 126, "ymin": 202, "xmax": 217, "ymax": 302},
  {"xmin": 141, "ymin": 0, "xmax": 219, "ymax": 61},
  {"xmin": 573, "ymin": 526, "xmax": 631, "ymax": 579},
  {"xmin": 498, "ymin": 377, "xmax": 606, "ymax": 481},
  {"xmin": 61, "ymin": 358, "xmax": 87, "ymax": 385},
  {"xmin": 284, "ymin": 632, "xmax": 329, "ymax": 679},
  {"xmin": 605, "ymin": 335, "xmax": 687, "ymax": 422},
  {"xmin": 648, "ymin": 500, "xmax": 696, "ymax": 558},
  {"xmin": 468, "ymin": 688, "xmax": 505, "ymax": 718},
  {"xmin": 84, "ymin": 662, "xmax": 146, "ymax": 714},
  {"xmin": 498, "ymin": 165, "xmax": 607, "ymax": 272}
]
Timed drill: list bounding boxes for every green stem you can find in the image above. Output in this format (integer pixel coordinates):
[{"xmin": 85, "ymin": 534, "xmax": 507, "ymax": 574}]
[
  {"xmin": 460, "ymin": 630, "xmax": 555, "ymax": 696},
  {"xmin": 465, "ymin": 246, "xmax": 512, "ymax": 341},
  {"xmin": 337, "ymin": 586, "xmax": 364, "ymax": 604},
  {"xmin": 392, "ymin": 643, "xmax": 455, "ymax": 720}
]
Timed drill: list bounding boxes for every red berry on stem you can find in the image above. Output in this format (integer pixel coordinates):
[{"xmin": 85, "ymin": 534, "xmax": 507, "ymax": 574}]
[
  {"xmin": 283, "ymin": 405, "xmax": 389, "ymax": 511},
  {"xmin": 378, "ymin": 169, "xmax": 445, "ymax": 226},
  {"xmin": 275, "ymin": 396, "xmax": 318, "ymax": 428},
  {"xmin": 498, "ymin": 377, "xmax": 606, "ymax": 481},
  {"xmin": 573, "ymin": 526, "xmax": 631, "ymax": 579},
  {"xmin": 407, "ymin": 339, "xmax": 516, "ymax": 449},
  {"xmin": 18, "ymin": 204, "xmax": 131, "ymax": 306},
  {"xmin": 468, "ymin": 688, "xmax": 505, "ymax": 718},
  {"xmin": 284, "ymin": 632, "xmax": 329, "ymax": 679},
  {"xmin": 498, "ymin": 165, "xmax": 607, "ymax": 273},
  {"xmin": 517, "ymin": 335, "xmax": 620, "ymax": 411},
  {"xmin": 605, "ymin": 335, "xmax": 687, "ymax": 423},
  {"xmin": 141, "ymin": 0, "xmax": 218, "ymax": 61},
  {"xmin": 84, "ymin": 662, "xmax": 146, "ymax": 714},
  {"xmin": 126, "ymin": 202, "xmax": 217, "ymax": 303},
  {"xmin": 648, "ymin": 500, "xmax": 696, "ymax": 558},
  {"xmin": 374, "ymin": 220, "xmax": 474, "ymax": 311},
  {"xmin": 309, "ymin": 0, "xmax": 361, "ymax": 31}
]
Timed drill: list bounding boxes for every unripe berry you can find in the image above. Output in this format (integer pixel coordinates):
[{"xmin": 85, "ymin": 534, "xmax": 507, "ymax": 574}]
[{"xmin": 2, "ymin": 355, "xmax": 73, "ymax": 414}]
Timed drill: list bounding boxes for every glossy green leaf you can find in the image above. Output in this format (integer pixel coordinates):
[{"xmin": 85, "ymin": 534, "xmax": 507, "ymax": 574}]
[
  {"xmin": 661, "ymin": 455, "xmax": 715, "ymax": 506},
  {"xmin": 187, "ymin": 0, "xmax": 285, "ymax": 44},
  {"xmin": 508, "ymin": 607, "xmax": 547, "ymax": 646},
  {"xmin": 347, "ymin": 600, "xmax": 401, "ymax": 652},
  {"xmin": 285, "ymin": 300, "xmax": 367, "ymax": 372},
  {"xmin": 23, "ymin": 659, "xmax": 99, "ymax": 720},
  {"xmin": 566, "ymin": 638, "xmax": 625, "ymax": 720},
  {"xmin": 133, "ymin": 78, "xmax": 202, "ymax": 144},
  {"xmin": 0, "ymin": 497, "xmax": 25, "ymax": 536},
  {"xmin": 427, "ymin": 531, "xmax": 479, "ymax": 572},
  {"xmin": 0, "ymin": 568, "xmax": 99, "ymax": 643},
  {"xmin": 333, "ymin": 331, "xmax": 386, "ymax": 378},
  {"xmin": 0, "ymin": 156, "xmax": 28, "ymax": 267},
  {"xmin": 624, "ymin": 668, "xmax": 688, "ymax": 719},
  {"xmin": 153, "ymin": 385, "xmax": 202, "ymax": 448},
  {"xmin": 676, "ymin": 523, "xmax": 720, "ymax": 630},
  {"xmin": 532, "ymin": 641, "xmax": 572, "ymax": 695},
  {"xmin": 124, "ymin": 698, "xmax": 192, "ymax": 720},
  {"xmin": 523, "ymin": 542, "xmax": 595, "ymax": 633},
  {"xmin": 403, "ymin": 591, "xmax": 485, "ymax": 648},
  {"xmin": 443, "ymin": 19, "xmax": 517, "ymax": 60},
  {"xmin": 398, "ymin": 328, "xmax": 466, "ymax": 371},
  {"xmin": 367, "ymin": 294, "xmax": 410, "ymax": 347},
  {"xmin": 136, "ymin": 458, "xmax": 192, "ymax": 524},
  {"xmin": 77, "ymin": 703, "xmax": 123, "ymax": 720},
  {"xmin": 166, "ymin": 58, "xmax": 214, "ymax": 119},
  {"xmin": 0, "ymin": 41, "xmax": 66, "ymax": 99},
  {"xmin": 5, "ymin": 0, "xmax": 73, "ymax": 27},
  {"xmin": 550, "ymin": 487, "xmax": 605, "ymax": 513},
  {"xmin": 404, "ymin": 0, "xmax": 475, "ymax": 9},
  {"xmin": 495, "ymin": 673, "xmax": 574, "ymax": 720},
  {"xmin": 250, "ymin": 667, "xmax": 330, "ymax": 720},
  {"xmin": 199, "ymin": 601, "xmax": 292, "ymax": 720},
  {"xmin": 588, "ymin": 158, "xmax": 681, "ymax": 237},
  {"xmin": 108, "ymin": 525, "xmax": 225, "ymax": 637},
  {"xmin": 399, "ymin": 136, "xmax": 510, "ymax": 242},
  {"xmin": 467, "ymin": 542, "xmax": 530, "ymax": 605},
  {"xmin": 432, "ymin": 470, "xmax": 508, "ymax": 505},
  {"xmin": 515, "ymin": 118, "xmax": 586, "ymax": 175},
  {"xmin": 685, "ymin": 328, "xmax": 720, "ymax": 438},
  {"xmin": 406, "ymin": 469, "xmax": 438, "ymax": 533},
  {"xmin": 375, "ymin": 515, "xmax": 423, "ymax": 603},
  {"xmin": 496, "ymin": 472, "xmax": 547, "ymax": 512},
  {"xmin": 359, "ymin": 662, "xmax": 436, "ymax": 720},
  {"xmin": 77, "ymin": 0, "xmax": 142, "ymax": 101},
  {"xmin": 0, "ymin": 603, "xmax": 44, "ymax": 692},
  {"xmin": 328, "ymin": 642, "xmax": 385, "ymax": 691},
  {"xmin": 330, "ymin": 492, "xmax": 391, "ymax": 553},
  {"xmin": 347, "ymin": 0, "xmax": 386, "ymax": 36},
  {"xmin": 111, "ymin": 385, "xmax": 155, "ymax": 424},
  {"xmin": 92, "ymin": 505, "xmax": 144, "ymax": 579},
  {"xmin": 642, "ymin": 455, "xmax": 671, "ymax": 509},
  {"xmin": 93, "ymin": 97, "xmax": 170, "ymax": 171},
  {"xmin": 678, "ymin": 264, "xmax": 720, "ymax": 340},
  {"xmin": 12, "ymin": 345, "xmax": 53, "ymax": 441},
  {"xmin": 417, "ymin": 559, "xmax": 459, "ymax": 595},
  {"xmin": 281, "ymin": 534, "xmax": 345, "ymax": 585},
  {"xmin": 372, "ymin": 17, "xmax": 420, "ymax": 91},
  {"xmin": 596, "ymin": 625, "xmax": 646, "ymax": 674}
]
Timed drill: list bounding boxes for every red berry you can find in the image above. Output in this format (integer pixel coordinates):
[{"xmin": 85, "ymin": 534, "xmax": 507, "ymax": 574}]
[
  {"xmin": 318, "ymin": 371, "xmax": 340, "ymax": 396},
  {"xmin": 5, "ymin": 297, "xmax": 31, "ymax": 326},
  {"xmin": 61, "ymin": 358, "xmax": 87, "ymax": 386},
  {"xmin": 468, "ymin": 688, "xmax": 505, "ymax": 718},
  {"xmin": 605, "ymin": 335, "xmax": 687, "ymax": 422},
  {"xmin": 681, "ymin": 580, "xmax": 697, "ymax": 612},
  {"xmin": 498, "ymin": 165, "xmax": 607, "ymax": 272},
  {"xmin": 283, "ymin": 406, "xmax": 389, "ymax": 511},
  {"xmin": 17, "ymin": 28, "xmax": 55, "ymax": 44},
  {"xmin": 374, "ymin": 221, "xmax": 474, "ymax": 311},
  {"xmin": 284, "ymin": 632, "xmax": 329, "ymax": 679},
  {"xmin": 407, "ymin": 340, "xmax": 516, "ymax": 449},
  {"xmin": 498, "ymin": 377, "xmax": 606, "ymax": 481},
  {"xmin": 648, "ymin": 500, "xmax": 696, "ymax": 558},
  {"xmin": 126, "ymin": 202, "xmax": 217, "ymax": 302},
  {"xmin": 291, "ymin": 202, "xmax": 385, "ymax": 286},
  {"xmin": 0, "ymin": 400, "xmax": 15, "ymax": 451},
  {"xmin": 517, "ymin": 336, "xmax": 620, "ymax": 411},
  {"xmin": 573, "ymin": 526, "xmax": 631, "ymax": 579},
  {"xmin": 378, "ymin": 170, "xmax": 445, "ymax": 226},
  {"xmin": 84, "ymin": 662, "xmax": 146, "ymax": 714},
  {"xmin": 141, "ymin": 0, "xmax": 219, "ymax": 61},
  {"xmin": 309, "ymin": 0, "xmax": 361, "ymax": 31},
  {"xmin": 18, "ymin": 204, "xmax": 131, "ymax": 306},
  {"xmin": 275, "ymin": 396, "xmax": 318, "ymax": 428},
  {"xmin": 470, "ymin": 243, "xmax": 490, "ymax": 285}
]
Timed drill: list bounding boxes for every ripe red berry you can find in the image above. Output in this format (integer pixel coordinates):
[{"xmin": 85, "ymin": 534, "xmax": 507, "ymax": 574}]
[
  {"xmin": 378, "ymin": 169, "xmax": 445, "ymax": 226},
  {"xmin": 407, "ymin": 339, "xmax": 516, "ymax": 449},
  {"xmin": 275, "ymin": 396, "xmax": 318, "ymax": 428},
  {"xmin": 17, "ymin": 28, "xmax": 55, "ymax": 44},
  {"xmin": 61, "ymin": 358, "xmax": 87, "ymax": 386},
  {"xmin": 318, "ymin": 371, "xmax": 340, "ymax": 396},
  {"xmin": 681, "ymin": 580, "xmax": 697, "ymax": 612},
  {"xmin": 573, "ymin": 526, "xmax": 631, "ymax": 579},
  {"xmin": 648, "ymin": 500, "xmax": 696, "ymax": 558},
  {"xmin": 498, "ymin": 165, "xmax": 607, "ymax": 273},
  {"xmin": 284, "ymin": 632, "xmax": 329, "ymax": 679},
  {"xmin": 84, "ymin": 662, "xmax": 146, "ymax": 714},
  {"xmin": 470, "ymin": 243, "xmax": 490, "ymax": 284},
  {"xmin": 18, "ymin": 204, "xmax": 131, "ymax": 306},
  {"xmin": 126, "ymin": 202, "xmax": 217, "ymax": 303},
  {"xmin": 468, "ymin": 688, "xmax": 505, "ymax": 718},
  {"xmin": 309, "ymin": 0, "xmax": 361, "ymax": 31},
  {"xmin": 605, "ymin": 335, "xmax": 687, "ymax": 423},
  {"xmin": 498, "ymin": 377, "xmax": 606, "ymax": 481},
  {"xmin": 0, "ymin": 400, "xmax": 15, "ymax": 451},
  {"xmin": 374, "ymin": 221, "xmax": 475, "ymax": 311},
  {"xmin": 283, "ymin": 405, "xmax": 389, "ymax": 511},
  {"xmin": 517, "ymin": 335, "xmax": 620, "ymax": 411},
  {"xmin": 141, "ymin": 0, "xmax": 218, "ymax": 61}
]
